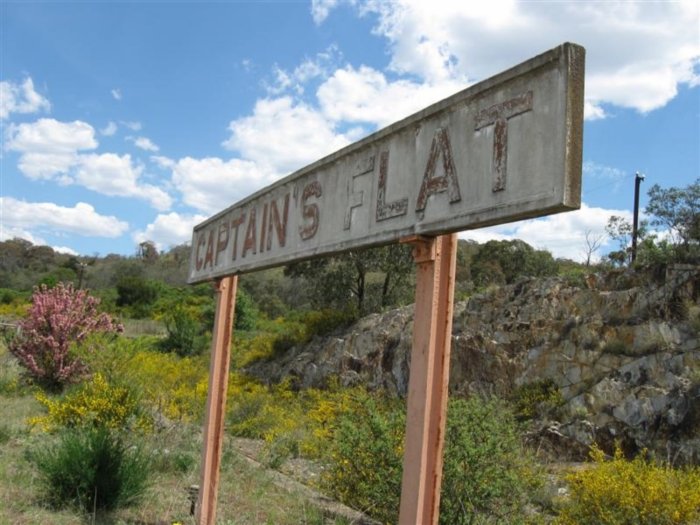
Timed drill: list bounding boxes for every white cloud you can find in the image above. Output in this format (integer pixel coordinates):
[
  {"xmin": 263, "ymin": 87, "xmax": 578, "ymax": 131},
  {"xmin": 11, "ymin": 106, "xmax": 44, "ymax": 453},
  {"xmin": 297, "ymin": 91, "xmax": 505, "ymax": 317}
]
[
  {"xmin": 311, "ymin": 0, "xmax": 340, "ymax": 24},
  {"xmin": 75, "ymin": 153, "xmax": 172, "ymax": 211},
  {"xmin": 583, "ymin": 161, "xmax": 627, "ymax": 182},
  {"xmin": 121, "ymin": 120, "xmax": 142, "ymax": 131},
  {"xmin": 53, "ymin": 245, "xmax": 78, "ymax": 255},
  {"xmin": 111, "ymin": 88, "xmax": 122, "ymax": 101},
  {"xmin": 317, "ymin": 64, "xmax": 463, "ymax": 127},
  {"xmin": 170, "ymin": 156, "xmax": 273, "ymax": 214},
  {"xmin": 223, "ymin": 96, "xmax": 351, "ymax": 174},
  {"xmin": 0, "ymin": 197, "xmax": 128, "ymax": 238},
  {"xmin": 151, "ymin": 155, "xmax": 175, "ymax": 169},
  {"xmin": 460, "ymin": 204, "xmax": 629, "ymax": 262},
  {"xmin": 129, "ymin": 136, "xmax": 159, "ymax": 152},
  {"xmin": 101, "ymin": 121, "xmax": 118, "ymax": 136},
  {"xmin": 0, "ymin": 77, "xmax": 51, "ymax": 120},
  {"xmin": 6, "ymin": 118, "xmax": 97, "ymax": 155},
  {"xmin": 133, "ymin": 212, "xmax": 207, "ymax": 250},
  {"xmin": 5, "ymin": 118, "xmax": 98, "ymax": 179},
  {"xmin": 266, "ymin": 45, "xmax": 342, "ymax": 95},
  {"xmin": 323, "ymin": 0, "xmax": 700, "ymax": 117},
  {"xmin": 4, "ymin": 118, "xmax": 170, "ymax": 210}
]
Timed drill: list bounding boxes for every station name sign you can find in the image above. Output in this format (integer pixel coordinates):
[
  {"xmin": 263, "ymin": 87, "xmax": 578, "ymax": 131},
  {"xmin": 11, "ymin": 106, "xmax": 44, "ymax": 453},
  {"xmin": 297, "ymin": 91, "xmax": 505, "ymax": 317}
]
[{"xmin": 189, "ymin": 43, "xmax": 584, "ymax": 283}]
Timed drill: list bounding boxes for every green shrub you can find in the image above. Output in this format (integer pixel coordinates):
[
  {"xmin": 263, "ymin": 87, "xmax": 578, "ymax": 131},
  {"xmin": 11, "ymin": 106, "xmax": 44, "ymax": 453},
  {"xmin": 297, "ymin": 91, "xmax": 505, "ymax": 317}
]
[
  {"xmin": 160, "ymin": 306, "xmax": 202, "ymax": 357},
  {"xmin": 116, "ymin": 276, "xmax": 158, "ymax": 318},
  {"xmin": 234, "ymin": 288, "xmax": 259, "ymax": 331},
  {"xmin": 320, "ymin": 395, "xmax": 405, "ymax": 524},
  {"xmin": 0, "ymin": 423, "xmax": 11, "ymax": 444},
  {"xmin": 30, "ymin": 427, "xmax": 151, "ymax": 512},
  {"xmin": 321, "ymin": 396, "xmax": 543, "ymax": 525},
  {"xmin": 440, "ymin": 398, "xmax": 543, "ymax": 524},
  {"xmin": 512, "ymin": 379, "xmax": 565, "ymax": 421},
  {"xmin": 556, "ymin": 445, "xmax": 700, "ymax": 524},
  {"xmin": 304, "ymin": 308, "xmax": 356, "ymax": 337}
]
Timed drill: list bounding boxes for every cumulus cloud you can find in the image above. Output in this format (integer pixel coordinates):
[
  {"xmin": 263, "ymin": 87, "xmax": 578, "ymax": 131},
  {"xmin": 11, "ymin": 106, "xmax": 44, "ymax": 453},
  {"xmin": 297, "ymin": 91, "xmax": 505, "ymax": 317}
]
[
  {"xmin": 53, "ymin": 245, "xmax": 78, "ymax": 255},
  {"xmin": 5, "ymin": 118, "xmax": 171, "ymax": 210},
  {"xmin": 75, "ymin": 153, "xmax": 172, "ymax": 210},
  {"xmin": 0, "ymin": 77, "xmax": 51, "ymax": 120},
  {"xmin": 0, "ymin": 197, "xmax": 128, "ymax": 238},
  {"xmin": 170, "ymin": 156, "xmax": 274, "ymax": 214},
  {"xmin": 318, "ymin": 64, "xmax": 463, "ymax": 127},
  {"xmin": 5, "ymin": 118, "xmax": 98, "ymax": 179},
  {"xmin": 133, "ymin": 212, "xmax": 208, "ymax": 250},
  {"xmin": 460, "ymin": 203, "xmax": 630, "ymax": 262},
  {"xmin": 223, "ymin": 96, "xmax": 352, "ymax": 175},
  {"xmin": 6, "ymin": 118, "xmax": 97, "ymax": 156},
  {"xmin": 319, "ymin": 0, "xmax": 700, "ymax": 117}
]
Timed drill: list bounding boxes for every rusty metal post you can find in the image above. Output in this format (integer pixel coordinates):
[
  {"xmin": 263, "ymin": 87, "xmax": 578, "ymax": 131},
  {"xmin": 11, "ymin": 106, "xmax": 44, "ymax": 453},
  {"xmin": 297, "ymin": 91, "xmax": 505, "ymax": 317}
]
[
  {"xmin": 196, "ymin": 275, "xmax": 237, "ymax": 525},
  {"xmin": 398, "ymin": 233, "xmax": 458, "ymax": 524}
]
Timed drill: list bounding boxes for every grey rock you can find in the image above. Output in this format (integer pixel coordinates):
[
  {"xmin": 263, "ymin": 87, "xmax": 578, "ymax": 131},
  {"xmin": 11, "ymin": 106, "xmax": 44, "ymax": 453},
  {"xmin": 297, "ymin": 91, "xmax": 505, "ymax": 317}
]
[{"xmin": 245, "ymin": 265, "xmax": 700, "ymax": 463}]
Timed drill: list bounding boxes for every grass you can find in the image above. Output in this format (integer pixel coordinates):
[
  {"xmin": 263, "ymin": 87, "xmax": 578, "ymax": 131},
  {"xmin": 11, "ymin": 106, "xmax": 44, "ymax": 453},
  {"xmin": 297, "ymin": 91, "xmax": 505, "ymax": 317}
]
[{"xmin": 0, "ymin": 341, "xmax": 350, "ymax": 525}]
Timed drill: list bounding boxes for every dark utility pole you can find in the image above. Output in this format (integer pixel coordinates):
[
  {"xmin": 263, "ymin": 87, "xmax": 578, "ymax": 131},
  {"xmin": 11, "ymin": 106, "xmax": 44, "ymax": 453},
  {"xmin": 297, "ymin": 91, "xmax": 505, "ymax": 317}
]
[{"xmin": 631, "ymin": 172, "xmax": 645, "ymax": 264}]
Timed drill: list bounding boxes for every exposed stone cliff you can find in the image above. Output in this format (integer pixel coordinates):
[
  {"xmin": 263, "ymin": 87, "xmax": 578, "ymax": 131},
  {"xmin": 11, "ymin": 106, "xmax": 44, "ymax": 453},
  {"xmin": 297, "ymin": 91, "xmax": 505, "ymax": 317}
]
[{"xmin": 246, "ymin": 265, "xmax": 699, "ymax": 463}]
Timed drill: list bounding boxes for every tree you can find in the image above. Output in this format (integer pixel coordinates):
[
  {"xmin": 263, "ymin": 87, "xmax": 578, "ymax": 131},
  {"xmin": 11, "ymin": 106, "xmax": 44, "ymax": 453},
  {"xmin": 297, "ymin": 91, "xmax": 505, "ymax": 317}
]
[
  {"xmin": 646, "ymin": 179, "xmax": 699, "ymax": 262},
  {"xmin": 582, "ymin": 230, "xmax": 604, "ymax": 267},
  {"xmin": 604, "ymin": 215, "xmax": 649, "ymax": 267},
  {"xmin": 284, "ymin": 244, "xmax": 415, "ymax": 315},
  {"xmin": 470, "ymin": 240, "xmax": 558, "ymax": 286},
  {"xmin": 9, "ymin": 283, "xmax": 122, "ymax": 390},
  {"xmin": 115, "ymin": 276, "xmax": 158, "ymax": 318}
]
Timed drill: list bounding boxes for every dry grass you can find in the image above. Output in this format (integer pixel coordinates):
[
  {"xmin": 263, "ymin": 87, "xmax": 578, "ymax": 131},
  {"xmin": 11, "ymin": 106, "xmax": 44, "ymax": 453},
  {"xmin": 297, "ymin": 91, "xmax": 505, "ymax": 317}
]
[{"xmin": 120, "ymin": 319, "xmax": 167, "ymax": 338}]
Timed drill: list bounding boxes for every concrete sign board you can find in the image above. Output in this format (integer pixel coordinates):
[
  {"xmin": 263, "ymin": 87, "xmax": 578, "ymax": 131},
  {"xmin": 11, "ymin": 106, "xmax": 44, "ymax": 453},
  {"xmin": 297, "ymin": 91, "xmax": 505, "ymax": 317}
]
[{"xmin": 188, "ymin": 42, "xmax": 584, "ymax": 283}]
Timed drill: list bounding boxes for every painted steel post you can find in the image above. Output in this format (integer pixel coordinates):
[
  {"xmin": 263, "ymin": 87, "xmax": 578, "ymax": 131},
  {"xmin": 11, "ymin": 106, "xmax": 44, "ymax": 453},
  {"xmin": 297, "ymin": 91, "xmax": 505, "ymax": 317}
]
[
  {"xmin": 398, "ymin": 233, "xmax": 458, "ymax": 524},
  {"xmin": 196, "ymin": 275, "xmax": 237, "ymax": 525}
]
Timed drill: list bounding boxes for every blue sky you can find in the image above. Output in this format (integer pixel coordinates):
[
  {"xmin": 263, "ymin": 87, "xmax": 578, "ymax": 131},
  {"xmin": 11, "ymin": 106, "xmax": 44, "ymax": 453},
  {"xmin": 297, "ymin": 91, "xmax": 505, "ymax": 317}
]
[{"xmin": 1, "ymin": 0, "xmax": 698, "ymax": 262}]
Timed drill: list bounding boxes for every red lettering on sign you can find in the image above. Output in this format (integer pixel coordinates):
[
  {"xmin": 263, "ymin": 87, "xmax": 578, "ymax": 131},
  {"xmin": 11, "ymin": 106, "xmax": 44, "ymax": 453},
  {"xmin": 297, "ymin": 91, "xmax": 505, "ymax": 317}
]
[
  {"xmin": 230, "ymin": 213, "xmax": 246, "ymax": 261},
  {"xmin": 475, "ymin": 91, "xmax": 533, "ymax": 192},
  {"xmin": 416, "ymin": 128, "xmax": 461, "ymax": 213},
  {"xmin": 203, "ymin": 229, "xmax": 215, "ymax": 270},
  {"xmin": 376, "ymin": 151, "xmax": 408, "ymax": 222},
  {"xmin": 195, "ymin": 232, "xmax": 207, "ymax": 271},
  {"xmin": 260, "ymin": 203, "xmax": 269, "ymax": 253},
  {"xmin": 300, "ymin": 181, "xmax": 322, "ymax": 240},
  {"xmin": 267, "ymin": 193, "xmax": 290, "ymax": 250},
  {"xmin": 242, "ymin": 208, "xmax": 257, "ymax": 258},
  {"xmin": 215, "ymin": 221, "xmax": 230, "ymax": 265}
]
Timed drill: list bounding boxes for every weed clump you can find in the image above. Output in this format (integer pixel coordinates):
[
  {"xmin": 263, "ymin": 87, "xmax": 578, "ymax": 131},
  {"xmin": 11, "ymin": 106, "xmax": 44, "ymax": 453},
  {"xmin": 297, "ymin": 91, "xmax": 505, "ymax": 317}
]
[{"xmin": 30, "ymin": 427, "xmax": 150, "ymax": 513}]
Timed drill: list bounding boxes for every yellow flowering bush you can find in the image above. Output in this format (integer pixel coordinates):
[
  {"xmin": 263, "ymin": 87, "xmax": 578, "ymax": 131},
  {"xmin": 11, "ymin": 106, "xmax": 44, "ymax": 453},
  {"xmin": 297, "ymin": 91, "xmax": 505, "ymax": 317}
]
[
  {"xmin": 74, "ymin": 335, "xmax": 210, "ymax": 424},
  {"xmin": 30, "ymin": 372, "xmax": 150, "ymax": 432},
  {"xmin": 557, "ymin": 445, "xmax": 700, "ymax": 525},
  {"xmin": 126, "ymin": 350, "xmax": 209, "ymax": 423},
  {"xmin": 226, "ymin": 370, "xmax": 368, "ymax": 464},
  {"xmin": 0, "ymin": 301, "xmax": 30, "ymax": 318}
]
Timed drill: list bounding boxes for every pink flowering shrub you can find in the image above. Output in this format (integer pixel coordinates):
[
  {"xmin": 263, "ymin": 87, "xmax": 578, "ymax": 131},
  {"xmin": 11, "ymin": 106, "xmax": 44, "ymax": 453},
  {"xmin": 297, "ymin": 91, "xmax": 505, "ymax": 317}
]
[{"xmin": 9, "ymin": 283, "xmax": 122, "ymax": 389}]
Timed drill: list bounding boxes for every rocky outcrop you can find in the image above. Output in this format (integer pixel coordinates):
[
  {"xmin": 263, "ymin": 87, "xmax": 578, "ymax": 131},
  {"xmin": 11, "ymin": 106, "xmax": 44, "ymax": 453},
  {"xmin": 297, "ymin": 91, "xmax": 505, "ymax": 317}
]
[{"xmin": 245, "ymin": 265, "xmax": 699, "ymax": 463}]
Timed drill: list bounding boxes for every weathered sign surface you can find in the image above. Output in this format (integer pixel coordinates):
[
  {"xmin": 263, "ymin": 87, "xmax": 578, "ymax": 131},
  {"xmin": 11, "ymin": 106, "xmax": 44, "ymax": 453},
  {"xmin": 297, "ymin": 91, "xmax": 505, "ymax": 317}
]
[{"xmin": 188, "ymin": 42, "xmax": 584, "ymax": 283}]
